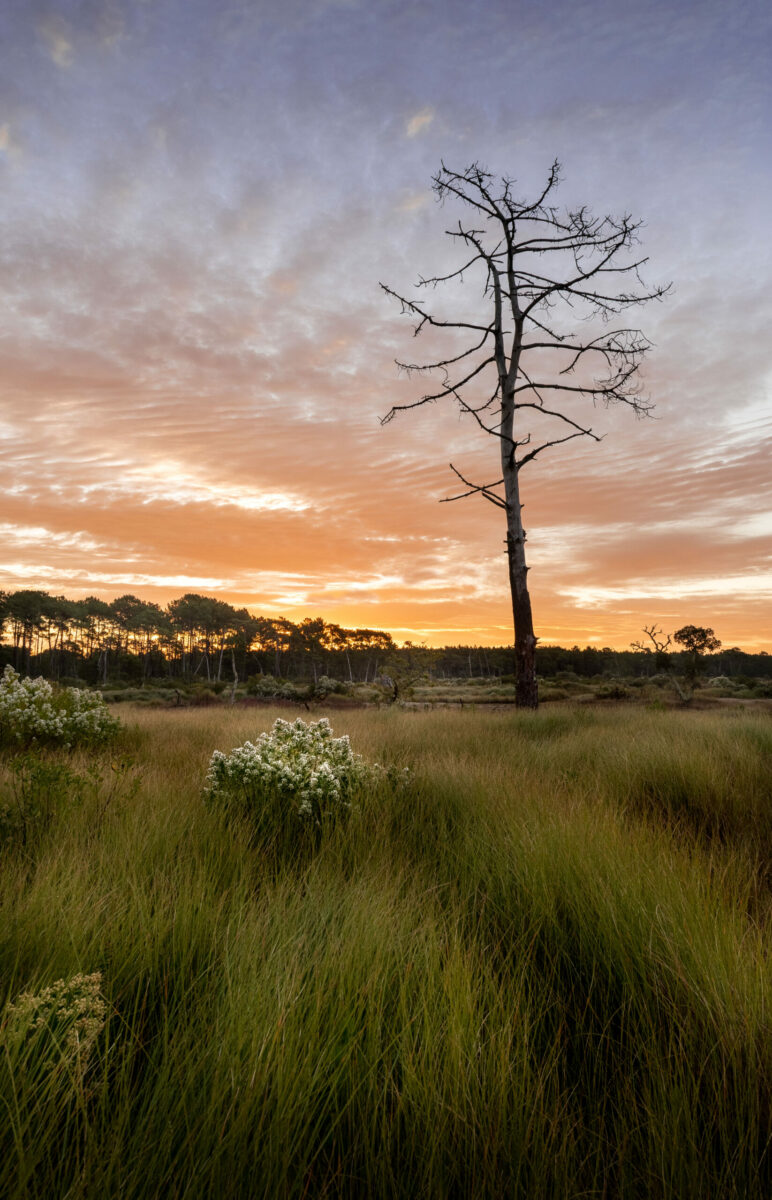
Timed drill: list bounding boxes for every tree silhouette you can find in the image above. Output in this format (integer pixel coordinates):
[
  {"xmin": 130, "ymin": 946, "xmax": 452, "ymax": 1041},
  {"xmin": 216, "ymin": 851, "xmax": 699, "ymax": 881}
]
[
  {"xmin": 674, "ymin": 624, "xmax": 721, "ymax": 686},
  {"xmin": 383, "ymin": 161, "xmax": 669, "ymax": 707}
]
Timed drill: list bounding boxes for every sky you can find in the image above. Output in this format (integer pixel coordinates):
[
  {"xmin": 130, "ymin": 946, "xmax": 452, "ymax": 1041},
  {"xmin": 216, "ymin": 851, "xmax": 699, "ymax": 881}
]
[{"xmin": 1, "ymin": 0, "xmax": 770, "ymax": 649}]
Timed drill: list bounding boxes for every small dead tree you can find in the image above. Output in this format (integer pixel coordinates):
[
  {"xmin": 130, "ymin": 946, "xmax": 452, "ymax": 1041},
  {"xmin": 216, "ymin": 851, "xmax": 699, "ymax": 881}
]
[
  {"xmin": 382, "ymin": 162, "xmax": 669, "ymax": 707},
  {"xmin": 632, "ymin": 624, "xmax": 674, "ymax": 671},
  {"xmin": 632, "ymin": 624, "xmax": 689, "ymax": 701}
]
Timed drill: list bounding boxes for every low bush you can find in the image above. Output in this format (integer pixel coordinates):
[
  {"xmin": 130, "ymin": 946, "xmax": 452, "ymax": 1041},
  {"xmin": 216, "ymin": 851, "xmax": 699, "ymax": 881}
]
[
  {"xmin": 595, "ymin": 682, "xmax": 631, "ymax": 700},
  {"xmin": 349, "ymin": 684, "xmax": 384, "ymax": 703},
  {"xmin": 0, "ymin": 753, "xmax": 139, "ymax": 851},
  {"xmin": 204, "ymin": 717, "xmax": 404, "ymax": 841},
  {"xmin": 539, "ymin": 686, "xmax": 570, "ymax": 702},
  {"xmin": 246, "ymin": 675, "xmax": 307, "ymax": 701},
  {"xmin": 0, "ymin": 667, "xmax": 119, "ymax": 748},
  {"xmin": 313, "ymin": 675, "xmax": 346, "ymax": 698},
  {"xmin": 0, "ymin": 754, "xmax": 84, "ymax": 850}
]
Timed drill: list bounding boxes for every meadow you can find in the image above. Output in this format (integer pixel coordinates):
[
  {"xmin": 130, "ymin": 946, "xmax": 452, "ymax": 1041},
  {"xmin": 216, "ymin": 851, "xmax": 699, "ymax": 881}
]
[{"xmin": 1, "ymin": 702, "xmax": 770, "ymax": 1198}]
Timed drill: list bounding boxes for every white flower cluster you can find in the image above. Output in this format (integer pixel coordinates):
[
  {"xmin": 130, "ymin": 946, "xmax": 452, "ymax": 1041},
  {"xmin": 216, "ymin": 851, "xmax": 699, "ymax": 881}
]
[
  {"xmin": 205, "ymin": 716, "xmax": 384, "ymax": 824},
  {"xmin": 0, "ymin": 666, "xmax": 119, "ymax": 748},
  {"xmin": 3, "ymin": 971, "xmax": 107, "ymax": 1068}
]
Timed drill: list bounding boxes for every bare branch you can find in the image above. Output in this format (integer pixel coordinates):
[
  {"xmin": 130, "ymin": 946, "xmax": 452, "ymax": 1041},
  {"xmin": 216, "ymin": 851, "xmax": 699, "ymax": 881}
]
[
  {"xmin": 382, "ymin": 355, "xmax": 496, "ymax": 425},
  {"xmin": 379, "ymin": 283, "xmax": 493, "ymax": 334},
  {"xmin": 417, "ymin": 356, "xmax": 497, "ymax": 405},
  {"xmin": 514, "ymin": 401, "xmax": 602, "ymax": 440},
  {"xmin": 517, "ymin": 428, "xmax": 595, "ymax": 468},
  {"xmin": 450, "ymin": 384, "xmax": 510, "ymax": 442},
  {"xmin": 510, "ymin": 157, "xmax": 561, "ymax": 217},
  {"xmin": 433, "ymin": 162, "xmax": 500, "ymax": 218},
  {"xmin": 396, "ymin": 327, "xmax": 493, "ymax": 374},
  {"xmin": 513, "ymin": 368, "xmax": 654, "ymax": 413},
  {"xmin": 440, "ymin": 463, "xmax": 507, "ymax": 509},
  {"xmin": 631, "ymin": 625, "xmax": 672, "ymax": 654}
]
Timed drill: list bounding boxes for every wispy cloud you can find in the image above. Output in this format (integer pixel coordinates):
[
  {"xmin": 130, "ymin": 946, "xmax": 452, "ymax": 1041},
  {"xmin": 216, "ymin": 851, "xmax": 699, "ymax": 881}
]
[
  {"xmin": 405, "ymin": 107, "xmax": 434, "ymax": 138},
  {"xmin": 38, "ymin": 16, "xmax": 74, "ymax": 67},
  {"xmin": 0, "ymin": 123, "xmax": 22, "ymax": 160},
  {"xmin": 561, "ymin": 573, "xmax": 772, "ymax": 608},
  {"xmin": 0, "ymin": 523, "xmax": 105, "ymax": 554}
]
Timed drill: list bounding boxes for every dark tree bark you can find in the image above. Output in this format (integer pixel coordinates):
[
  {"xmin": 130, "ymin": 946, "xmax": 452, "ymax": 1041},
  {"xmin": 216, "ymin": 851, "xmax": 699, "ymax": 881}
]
[{"xmin": 382, "ymin": 161, "xmax": 668, "ymax": 708}]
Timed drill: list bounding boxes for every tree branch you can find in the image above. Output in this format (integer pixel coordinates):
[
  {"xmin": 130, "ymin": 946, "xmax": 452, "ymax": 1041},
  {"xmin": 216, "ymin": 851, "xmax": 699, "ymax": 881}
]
[
  {"xmin": 440, "ymin": 463, "xmax": 507, "ymax": 509},
  {"xmin": 517, "ymin": 428, "xmax": 595, "ymax": 468},
  {"xmin": 379, "ymin": 283, "xmax": 493, "ymax": 334}
]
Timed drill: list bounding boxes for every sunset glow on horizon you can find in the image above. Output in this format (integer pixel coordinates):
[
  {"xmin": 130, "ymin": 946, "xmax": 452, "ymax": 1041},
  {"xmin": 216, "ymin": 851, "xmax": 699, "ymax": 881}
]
[{"xmin": 1, "ymin": 0, "xmax": 770, "ymax": 650}]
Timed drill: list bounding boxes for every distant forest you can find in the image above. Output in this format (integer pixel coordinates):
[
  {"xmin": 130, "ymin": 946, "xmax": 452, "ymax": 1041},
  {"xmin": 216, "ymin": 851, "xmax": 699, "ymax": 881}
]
[{"xmin": 1, "ymin": 588, "xmax": 769, "ymax": 685}]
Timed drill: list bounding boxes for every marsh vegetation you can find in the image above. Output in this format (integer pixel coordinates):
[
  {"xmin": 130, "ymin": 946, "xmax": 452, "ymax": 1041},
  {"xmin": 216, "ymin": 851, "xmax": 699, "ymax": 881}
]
[{"xmin": 1, "ymin": 704, "xmax": 770, "ymax": 1197}]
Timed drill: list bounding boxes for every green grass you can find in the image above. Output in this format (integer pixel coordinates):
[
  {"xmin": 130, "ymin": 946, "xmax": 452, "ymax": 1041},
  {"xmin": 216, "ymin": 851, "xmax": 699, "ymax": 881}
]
[{"xmin": 1, "ymin": 705, "xmax": 770, "ymax": 1198}]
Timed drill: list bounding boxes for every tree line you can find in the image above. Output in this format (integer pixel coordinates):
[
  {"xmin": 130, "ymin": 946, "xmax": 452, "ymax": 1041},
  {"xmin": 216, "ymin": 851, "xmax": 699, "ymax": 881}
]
[
  {"xmin": 1, "ymin": 589, "xmax": 769, "ymax": 687},
  {"xmin": 0, "ymin": 589, "xmax": 394, "ymax": 686}
]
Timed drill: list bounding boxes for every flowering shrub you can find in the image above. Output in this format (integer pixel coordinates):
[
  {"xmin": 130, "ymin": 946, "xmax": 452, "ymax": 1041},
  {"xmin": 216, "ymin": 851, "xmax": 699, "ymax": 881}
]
[
  {"xmin": 205, "ymin": 716, "xmax": 397, "ymax": 831},
  {"xmin": 0, "ymin": 667, "xmax": 119, "ymax": 748},
  {"xmin": 2, "ymin": 972, "xmax": 107, "ymax": 1077}
]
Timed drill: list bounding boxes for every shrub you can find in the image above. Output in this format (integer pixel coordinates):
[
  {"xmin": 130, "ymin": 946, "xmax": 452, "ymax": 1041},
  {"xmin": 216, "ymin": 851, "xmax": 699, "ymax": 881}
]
[
  {"xmin": 0, "ymin": 753, "xmax": 83, "ymax": 849},
  {"xmin": 2, "ymin": 972, "xmax": 106, "ymax": 1086},
  {"xmin": 0, "ymin": 667, "xmax": 119, "ymax": 749},
  {"xmin": 204, "ymin": 717, "xmax": 402, "ymax": 835},
  {"xmin": 313, "ymin": 675, "xmax": 346, "ymax": 698},
  {"xmin": 595, "ymin": 683, "xmax": 631, "ymax": 701},
  {"xmin": 246, "ymin": 675, "xmax": 306, "ymax": 701},
  {"xmin": 349, "ymin": 685, "xmax": 382, "ymax": 703},
  {"xmin": 0, "ymin": 753, "xmax": 139, "ymax": 851}
]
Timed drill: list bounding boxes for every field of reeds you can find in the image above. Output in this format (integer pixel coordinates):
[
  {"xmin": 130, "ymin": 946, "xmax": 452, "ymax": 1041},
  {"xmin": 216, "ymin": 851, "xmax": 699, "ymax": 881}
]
[{"xmin": 1, "ymin": 703, "xmax": 770, "ymax": 1198}]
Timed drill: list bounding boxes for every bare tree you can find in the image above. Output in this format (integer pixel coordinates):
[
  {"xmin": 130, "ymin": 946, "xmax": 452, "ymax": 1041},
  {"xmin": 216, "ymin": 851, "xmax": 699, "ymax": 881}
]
[
  {"xmin": 382, "ymin": 162, "xmax": 669, "ymax": 707},
  {"xmin": 631, "ymin": 624, "xmax": 674, "ymax": 671}
]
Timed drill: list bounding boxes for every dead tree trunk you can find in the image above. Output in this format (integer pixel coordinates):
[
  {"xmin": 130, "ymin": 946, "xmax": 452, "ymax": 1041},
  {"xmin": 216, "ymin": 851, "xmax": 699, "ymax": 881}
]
[
  {"xmin": 382, "ymin": 161, "xmax": 668, "ymax": 708},
  {"xmin": 505, "ymin": 489, "xmax": 538, "ymax": 707}
]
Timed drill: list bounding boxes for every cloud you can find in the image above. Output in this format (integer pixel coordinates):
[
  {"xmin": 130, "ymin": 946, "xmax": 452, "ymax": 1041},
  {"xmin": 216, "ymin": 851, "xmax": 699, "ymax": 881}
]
[
  {"xmin": 38, "ymin": 16, "xmax": 74, "ymax": 68},
  {"xmin": 405, "ymin": 107, "xmax": 435, "ymax": 138},
  {"xmin": 396, "ymin": 190, "xmax": 430, "ymax": 213},
  {"xmin": 561, "ymin": 572, "xmax": 772, "ymax": 608},
  {"xmin": 0, "ymin": 123, "xmax": 22, "ymax": 160},
  {"xmin": 74, "ymin": 462, "xmax": 312, "ymax": 514},
  {"xmin": 0, "ymin": 522, "xmax": 105, "ymax": 554}
]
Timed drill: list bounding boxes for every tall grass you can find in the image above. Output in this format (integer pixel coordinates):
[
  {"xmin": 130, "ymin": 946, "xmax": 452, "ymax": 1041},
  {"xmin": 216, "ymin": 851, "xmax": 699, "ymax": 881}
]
[{"xmin": 1, "ymin": 704, "xmax": 770, "ymax": 1197}]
